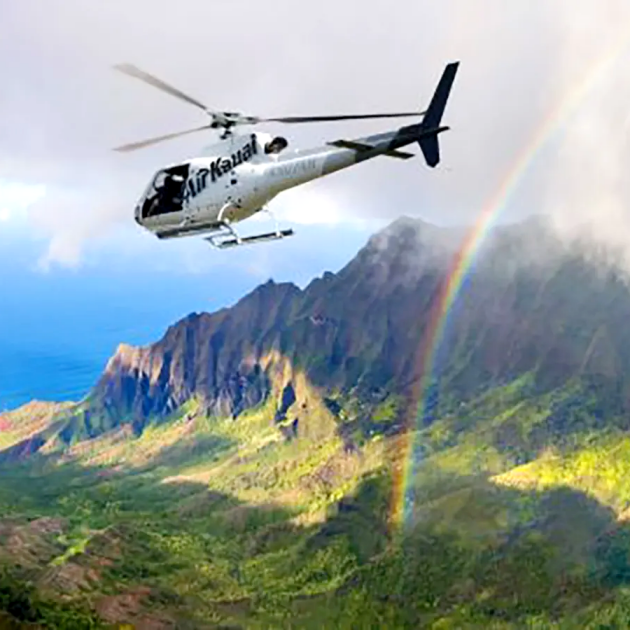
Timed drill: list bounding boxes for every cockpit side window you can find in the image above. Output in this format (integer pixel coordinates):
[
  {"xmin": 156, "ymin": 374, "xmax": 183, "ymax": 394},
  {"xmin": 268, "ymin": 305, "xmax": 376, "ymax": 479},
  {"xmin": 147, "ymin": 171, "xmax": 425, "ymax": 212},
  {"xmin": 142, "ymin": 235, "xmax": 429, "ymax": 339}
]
[
  {"xmin": 142, "ymin": 164, "xmax": 190, "ymax": 218},
  {"xmin": 264, "ymin": 137, "xmax": 289, "ymax": 155}
]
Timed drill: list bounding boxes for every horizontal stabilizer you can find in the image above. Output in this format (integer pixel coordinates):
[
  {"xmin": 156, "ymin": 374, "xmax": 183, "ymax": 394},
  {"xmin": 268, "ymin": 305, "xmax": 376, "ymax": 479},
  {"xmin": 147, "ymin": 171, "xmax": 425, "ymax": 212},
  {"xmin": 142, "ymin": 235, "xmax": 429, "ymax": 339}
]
[
  {"xmin": 328, "ymin": 139, "xmax": 414, "ymax": 160},
  {"xmin": 328, "ymin": 139, "xmax": 372, "ymax": 151}
]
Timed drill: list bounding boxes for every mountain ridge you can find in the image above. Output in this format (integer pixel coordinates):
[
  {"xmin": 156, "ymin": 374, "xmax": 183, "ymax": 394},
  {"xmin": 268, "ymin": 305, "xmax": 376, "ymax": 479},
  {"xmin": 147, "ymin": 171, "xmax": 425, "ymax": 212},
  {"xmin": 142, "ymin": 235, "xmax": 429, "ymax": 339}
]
[
  {"xmin": 5, "ymin": 213, "xmax": 630, "ymax": 455},
  {"xmin": 5, "ymin": 214, "xmax": 630, "ymax": 627}
]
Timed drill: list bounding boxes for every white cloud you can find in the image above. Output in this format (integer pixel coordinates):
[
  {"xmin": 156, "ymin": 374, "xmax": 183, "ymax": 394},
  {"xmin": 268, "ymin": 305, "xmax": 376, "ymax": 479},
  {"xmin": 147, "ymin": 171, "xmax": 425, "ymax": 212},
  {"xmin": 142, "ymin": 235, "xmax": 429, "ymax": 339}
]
[
  {"xmin": 0, "ymin": 181, "xmax": 46, "ymax": 225},
  {"xmin": 24, "ymin": 184, "xmax": 129, "ymax": 271},
  {"xmin": 266, "ymin": 183, "xmax": 383, "ymax": 231}
]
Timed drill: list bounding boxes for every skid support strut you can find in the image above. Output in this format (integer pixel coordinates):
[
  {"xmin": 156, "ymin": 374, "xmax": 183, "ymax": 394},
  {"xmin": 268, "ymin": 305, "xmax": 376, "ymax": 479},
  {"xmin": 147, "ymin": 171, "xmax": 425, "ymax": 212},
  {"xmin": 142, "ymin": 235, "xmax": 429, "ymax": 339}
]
[{"xmin": 204, "ymin": 206, "xmax": 294, "ymax": 250}]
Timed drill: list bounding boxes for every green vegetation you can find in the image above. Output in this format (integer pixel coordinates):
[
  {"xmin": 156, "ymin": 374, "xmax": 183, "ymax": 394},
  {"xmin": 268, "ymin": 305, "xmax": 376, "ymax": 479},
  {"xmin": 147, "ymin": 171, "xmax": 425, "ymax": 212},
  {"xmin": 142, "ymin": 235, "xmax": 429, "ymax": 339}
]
[
  {"xmin": 4, "ymin": 374, "xmax": 630, "ymax": 627},
  {"xmin": 0, "ymin": 568, "xmax": 104, "ymax": 629}
]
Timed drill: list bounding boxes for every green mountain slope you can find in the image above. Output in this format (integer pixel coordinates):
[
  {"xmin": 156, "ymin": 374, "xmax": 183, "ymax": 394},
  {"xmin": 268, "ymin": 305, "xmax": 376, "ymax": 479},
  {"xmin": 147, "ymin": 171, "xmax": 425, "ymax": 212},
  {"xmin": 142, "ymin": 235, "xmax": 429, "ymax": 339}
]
[
  {"xmin": 5, "ymin": 381, "xmax": 630, "ymax": 628},
  {"xmin": 4, "ymin": 216, "xmax": 630, "ymax": 627}
]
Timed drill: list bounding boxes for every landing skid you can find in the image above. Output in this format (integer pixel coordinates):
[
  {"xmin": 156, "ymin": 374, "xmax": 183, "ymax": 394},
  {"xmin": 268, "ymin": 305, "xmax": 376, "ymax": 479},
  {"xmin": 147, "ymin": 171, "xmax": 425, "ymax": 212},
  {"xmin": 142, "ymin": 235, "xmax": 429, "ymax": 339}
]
[
  {"xmin": 206, "ymin": 227, "xmax": 294, "ymax": 249},
  {"xmin": 204, "ymin": 208, "xmax": 294, "ymax": 250}
]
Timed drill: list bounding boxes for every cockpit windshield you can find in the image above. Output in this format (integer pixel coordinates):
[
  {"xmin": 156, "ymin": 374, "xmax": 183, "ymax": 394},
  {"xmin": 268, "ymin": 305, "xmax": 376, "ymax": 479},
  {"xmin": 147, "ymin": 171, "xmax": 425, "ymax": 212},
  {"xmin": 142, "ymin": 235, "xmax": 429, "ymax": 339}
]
[{"xmin": 140, "ymin": 164, "xmax": 190, "ymax": 219}]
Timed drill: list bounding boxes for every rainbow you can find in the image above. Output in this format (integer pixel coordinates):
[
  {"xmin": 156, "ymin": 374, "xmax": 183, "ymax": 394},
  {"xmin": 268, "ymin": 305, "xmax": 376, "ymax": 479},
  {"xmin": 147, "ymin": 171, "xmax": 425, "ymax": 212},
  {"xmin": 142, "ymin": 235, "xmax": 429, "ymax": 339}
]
[{"xmin": 389, "ymin": 29, "xmax": 630, "ymax": 528}]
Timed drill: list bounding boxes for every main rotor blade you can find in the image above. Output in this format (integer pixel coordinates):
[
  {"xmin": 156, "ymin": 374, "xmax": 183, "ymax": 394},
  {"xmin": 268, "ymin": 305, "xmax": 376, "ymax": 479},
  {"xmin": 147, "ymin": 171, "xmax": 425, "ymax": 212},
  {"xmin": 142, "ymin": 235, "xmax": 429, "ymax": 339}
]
[
  {"xmin": 260, "ymin": 111, "xmax": 427, "ymax": 124},
  {"xmin": 114, "ymin": 63, "xmax": 212, "ymax": 113},
  {"xmin": 113, "ymin": 124, "xmax": 213, "ymax": 152}
]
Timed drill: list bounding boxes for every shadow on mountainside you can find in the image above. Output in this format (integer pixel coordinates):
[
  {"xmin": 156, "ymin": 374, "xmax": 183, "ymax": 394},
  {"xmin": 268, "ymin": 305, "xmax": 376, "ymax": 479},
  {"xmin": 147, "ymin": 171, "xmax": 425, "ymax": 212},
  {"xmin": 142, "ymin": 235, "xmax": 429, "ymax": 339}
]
[
  {"xmin": 134, "ymin": 433, "xmax": 237, "ymax": 474},
  {"xmin": 289, "ymin": 467, "xmax": 630, "ymax": 629}
]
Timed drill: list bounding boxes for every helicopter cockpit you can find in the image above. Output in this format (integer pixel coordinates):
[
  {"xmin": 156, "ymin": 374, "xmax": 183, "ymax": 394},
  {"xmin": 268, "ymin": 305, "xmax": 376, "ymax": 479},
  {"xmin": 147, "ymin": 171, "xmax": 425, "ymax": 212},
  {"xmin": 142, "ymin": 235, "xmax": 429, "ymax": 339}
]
[
  {"xmin": 264, "ymin": 136, "xmax": 288, "ymax": 155},
  {"xmin": 139, "ymin": 163, "xmax": 190, "ymax": 220}
]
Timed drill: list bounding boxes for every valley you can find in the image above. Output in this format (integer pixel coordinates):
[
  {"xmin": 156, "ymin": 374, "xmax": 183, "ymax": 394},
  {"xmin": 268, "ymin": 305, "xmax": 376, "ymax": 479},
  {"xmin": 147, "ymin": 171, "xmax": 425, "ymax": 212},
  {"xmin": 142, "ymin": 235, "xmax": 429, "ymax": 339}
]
[{"xmin": 3, "ymin": 216, "xmax": 630, "ymax": 628}]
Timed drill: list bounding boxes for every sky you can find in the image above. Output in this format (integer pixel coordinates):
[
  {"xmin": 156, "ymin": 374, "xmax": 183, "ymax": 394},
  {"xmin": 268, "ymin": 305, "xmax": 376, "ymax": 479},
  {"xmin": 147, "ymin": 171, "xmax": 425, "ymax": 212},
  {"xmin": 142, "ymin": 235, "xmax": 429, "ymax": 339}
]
[{"xmin": 2, "ymin": 0, "xmax": 630, "ymax": 276}]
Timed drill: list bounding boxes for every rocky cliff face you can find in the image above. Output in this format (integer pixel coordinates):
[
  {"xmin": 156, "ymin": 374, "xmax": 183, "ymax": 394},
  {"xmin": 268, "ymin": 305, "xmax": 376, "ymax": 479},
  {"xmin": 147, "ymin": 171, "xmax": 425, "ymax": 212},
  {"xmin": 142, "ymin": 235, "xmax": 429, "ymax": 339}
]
[
  {"xmin": 94, "ymin": 279, "xmax": 299, "ymax": 425},
  {"xmin": 85, "ymin": 214, "xmax": 630, "ymax": 433}
]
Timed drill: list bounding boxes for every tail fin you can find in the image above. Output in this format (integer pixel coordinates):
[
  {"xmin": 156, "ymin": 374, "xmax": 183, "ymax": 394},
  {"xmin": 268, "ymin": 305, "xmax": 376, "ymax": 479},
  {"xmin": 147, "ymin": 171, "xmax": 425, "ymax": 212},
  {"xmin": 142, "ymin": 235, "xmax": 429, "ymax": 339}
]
[{"xmin": 418, "ymin": 61, "xmax": 459, "ymax": 167}]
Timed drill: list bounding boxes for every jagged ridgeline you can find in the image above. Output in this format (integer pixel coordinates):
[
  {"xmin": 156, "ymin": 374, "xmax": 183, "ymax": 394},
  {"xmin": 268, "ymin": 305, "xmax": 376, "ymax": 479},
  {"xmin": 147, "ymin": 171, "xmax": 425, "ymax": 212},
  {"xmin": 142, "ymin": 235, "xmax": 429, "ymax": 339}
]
[
  {"xmin": 4, "ymin": 215, "xmax": 630, "ymax": 628},
  {"xmin": 59, "ymin": 214, "xmax": 630, "ymax": 437}
]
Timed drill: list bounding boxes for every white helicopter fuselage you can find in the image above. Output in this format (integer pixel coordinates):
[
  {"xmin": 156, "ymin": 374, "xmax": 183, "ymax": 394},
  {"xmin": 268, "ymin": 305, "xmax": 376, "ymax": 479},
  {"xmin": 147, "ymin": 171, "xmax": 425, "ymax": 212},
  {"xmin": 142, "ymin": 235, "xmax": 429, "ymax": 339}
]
[
  {"xmin": 130, "ymin": 60, "xmax": 459, "ymax": 248},
  {"xmin": 134, "ymin": 124, "xmax": 438, "ymax": 246},
  {"xmin": 134, "ymin": 131, "xmax": 353, "ymax": 240}
]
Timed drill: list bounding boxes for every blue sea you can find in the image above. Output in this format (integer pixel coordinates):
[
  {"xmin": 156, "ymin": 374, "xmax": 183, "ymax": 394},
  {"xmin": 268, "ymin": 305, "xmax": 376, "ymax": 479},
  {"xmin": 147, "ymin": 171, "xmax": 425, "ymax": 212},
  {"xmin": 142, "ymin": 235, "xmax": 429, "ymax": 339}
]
[
  {"xmin": 0, "ymin": 268, "xmax": 250, "ymax": 412},
  {"xmin": 0, "ymin": 223, "xmax": 371, "ymax": 411}
]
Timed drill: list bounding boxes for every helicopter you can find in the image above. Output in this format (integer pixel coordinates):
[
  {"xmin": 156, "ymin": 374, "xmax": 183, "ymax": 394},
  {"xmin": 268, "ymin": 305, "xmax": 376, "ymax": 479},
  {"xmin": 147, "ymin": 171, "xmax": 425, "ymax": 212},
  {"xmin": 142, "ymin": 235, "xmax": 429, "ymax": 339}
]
[{"xmin": 113, "ymin": 61, "xmax": 459, "ymax": 249}]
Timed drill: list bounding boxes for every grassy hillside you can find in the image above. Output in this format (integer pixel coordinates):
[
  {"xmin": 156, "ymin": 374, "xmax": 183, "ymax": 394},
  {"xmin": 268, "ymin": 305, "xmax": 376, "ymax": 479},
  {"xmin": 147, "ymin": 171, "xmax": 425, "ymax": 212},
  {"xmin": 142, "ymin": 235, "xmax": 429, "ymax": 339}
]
[
  {"xmin": 3, "ymin": 374, "xmax": 630, "ymax": 627},
  {"xmin": 0, "ymin": 380, "xmax": 384, "ymax": 628}
]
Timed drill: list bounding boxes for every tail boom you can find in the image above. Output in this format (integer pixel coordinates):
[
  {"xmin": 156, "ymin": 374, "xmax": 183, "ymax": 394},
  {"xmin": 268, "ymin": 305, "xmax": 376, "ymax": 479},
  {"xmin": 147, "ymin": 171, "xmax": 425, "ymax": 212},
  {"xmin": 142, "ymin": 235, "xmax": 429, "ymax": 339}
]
[{"xmin": 267, "ymin": 61, "xmax": 460, "ymax": 185}]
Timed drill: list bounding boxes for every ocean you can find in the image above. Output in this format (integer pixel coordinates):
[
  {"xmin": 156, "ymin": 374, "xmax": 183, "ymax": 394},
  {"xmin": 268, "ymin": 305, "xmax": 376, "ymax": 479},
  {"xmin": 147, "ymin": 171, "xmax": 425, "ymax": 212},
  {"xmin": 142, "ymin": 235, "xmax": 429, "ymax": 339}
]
[{"xmin": 0, "ymin": 264, "xmax": 260, "ymax": 412}]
